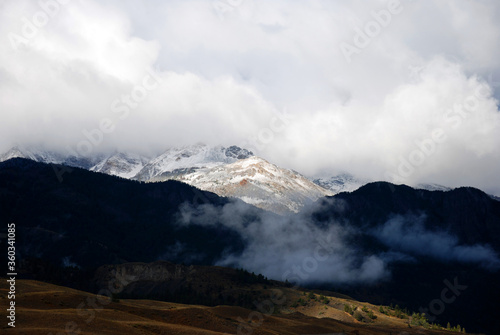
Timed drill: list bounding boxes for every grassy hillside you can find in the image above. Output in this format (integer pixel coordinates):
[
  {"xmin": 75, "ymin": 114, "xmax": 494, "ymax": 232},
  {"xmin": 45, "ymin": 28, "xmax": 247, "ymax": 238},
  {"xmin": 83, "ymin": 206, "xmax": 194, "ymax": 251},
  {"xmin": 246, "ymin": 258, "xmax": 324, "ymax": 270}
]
[{"xmin": 0, "ymin": 279, "xmax": 477, "ymax": 335}]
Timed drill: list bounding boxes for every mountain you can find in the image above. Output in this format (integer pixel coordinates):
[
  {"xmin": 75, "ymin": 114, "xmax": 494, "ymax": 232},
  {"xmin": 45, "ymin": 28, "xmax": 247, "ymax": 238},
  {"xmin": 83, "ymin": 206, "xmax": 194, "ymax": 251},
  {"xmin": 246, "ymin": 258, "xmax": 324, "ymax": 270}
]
[
  {"xmin": 416, "ymin": 183, "xmax": 453, "ymax": 192},
  {"xmin": 0, "ymin": 146, "xmax": 153, "ymax": 177},
  {"xmin": 313, "ymin": 182, "xmax": 500, "ymax": 250},
  {"xmin": 90, "ymin": 152, "xmax": 151, "ymax": 179},
  {"xmin": 133, "ymin": 144, "xmax": 331, "ymax": 213},
  {"xmin": 0, "ymin": 146, "xmax": 37, "ymax": 161},
  {"xmin": 0, "ymin": 144, "xmax": 254, "ymax": 179},
  {"xmin": 0, "ymin": 158, "xmax": 248, "ymax": 270},
  {"xmin": 308, "ymin": 182, "xmax": 500, "ymax": 334},
  {"xmin": 133, "ymin": 143, "xmax": 253, "ymax": 181},
  {"xmin": 0, "ymin": 145, "xmax": 67, "ymax": 165},
  {"xmin": 0, "ymin": 144, "xmax": 330, "ymax": 214},
  {"xmin": 0, "ymin": 145, "xmax": 105, "ymax": 170},
  {"xmin": 313, "ymin": 175, "xmax": 455, "ymax": 195},
  {"xmin": 151, "ymin": 156, "xmax": 333, "ymax": 214},
  {"xmin": 313, "ymin": 173, "xmax": 370, "ymax": 194},
  {"xmin": 0, "ymin": 145, "xmax": 496, "ymax": 213}
]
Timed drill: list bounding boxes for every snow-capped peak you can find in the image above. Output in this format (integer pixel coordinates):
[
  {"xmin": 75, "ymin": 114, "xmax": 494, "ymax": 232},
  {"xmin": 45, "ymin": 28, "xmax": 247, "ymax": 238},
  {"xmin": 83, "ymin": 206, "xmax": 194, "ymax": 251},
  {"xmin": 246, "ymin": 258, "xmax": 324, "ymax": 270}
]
[
  {"xmin": 313, "ymin": 173, "xmax": 370, "ymax": 194},
  {"xmin": 0, "ymin": 145, "xmax": 72, "ymax": 166},
  {"xmin": 133, "ymin": 144, "xmax": 253, "ymax": 181},
  {"xmin": 0, "ymin": 146, "xmax": 36, "ymax": 161},
  {"xmin": 153, "ymin": 155, "xmax": 333, "ymax": 214},
  {"xmin": 90, "ymin": 152, "xmax": 151, "ymax": 179}
]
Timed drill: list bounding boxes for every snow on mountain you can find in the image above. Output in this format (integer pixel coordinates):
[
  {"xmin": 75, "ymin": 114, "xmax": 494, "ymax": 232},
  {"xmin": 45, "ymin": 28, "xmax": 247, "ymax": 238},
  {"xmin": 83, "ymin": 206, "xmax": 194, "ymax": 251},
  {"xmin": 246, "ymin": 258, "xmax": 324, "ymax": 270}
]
[
  {"xmin": 415, "ymin": 183, "xmax": 452, "ymax": 192},
  {"xmin": 0, "ymin": 144, "xmax": 253, "ymax": 182},
  {"xmin": 314, "ymin": 175, "xmax": 454, "ymax": 195},
  {"xmin": 4, "ymin": 144, "xmax": 469, "ymax": 214},
  {"xmin": 151, "ymin": 156, "xmax": 333, "ymax": 214},
  {"xmin": 90, "ymin": 152, "xmax": 151, "ymax": 179},
  {"xmin": 0, "ymin": 146, "xmax": 113, "ymax": 171},
  {"xmin": 0, "ymin": 145, "xmax": 96, "ymax": 167},
  {"xmin": 0, "ymin": 146, "xmax": 64, "ymax": 164},
  {"xmin": 0, "ymin": 145, "xmax": 353, "ymax": 214},
  {"xmin": 0, "ymin": 146, "xmax": 36, "ymax": 161},
  {"xmin": 313, "ymin": 173, "xmax": 369, "ymax": 194},
  {"xmin": 133, "ymin": 144, "xmax": 253, "ymax": 181}
]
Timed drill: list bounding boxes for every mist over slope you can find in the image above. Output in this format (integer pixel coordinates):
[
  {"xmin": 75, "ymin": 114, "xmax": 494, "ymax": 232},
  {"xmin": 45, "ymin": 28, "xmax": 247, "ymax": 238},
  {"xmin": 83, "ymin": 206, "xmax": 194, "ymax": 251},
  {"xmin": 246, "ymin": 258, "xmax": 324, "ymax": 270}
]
[{"xmin": 175, "ymin": 182, "xmax": 500, "ymax": 283}]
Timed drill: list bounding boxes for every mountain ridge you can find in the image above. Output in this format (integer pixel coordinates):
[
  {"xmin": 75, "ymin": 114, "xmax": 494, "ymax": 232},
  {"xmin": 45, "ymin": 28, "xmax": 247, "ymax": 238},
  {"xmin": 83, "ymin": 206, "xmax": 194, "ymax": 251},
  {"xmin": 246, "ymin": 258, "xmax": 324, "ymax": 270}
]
[
  {"xmin": 0, "ymin": 145, "xmax": 336, "ymax": 214},
  {"xmin": 1, "ymin": 144, "xmax": 489, "ymax": 213}
]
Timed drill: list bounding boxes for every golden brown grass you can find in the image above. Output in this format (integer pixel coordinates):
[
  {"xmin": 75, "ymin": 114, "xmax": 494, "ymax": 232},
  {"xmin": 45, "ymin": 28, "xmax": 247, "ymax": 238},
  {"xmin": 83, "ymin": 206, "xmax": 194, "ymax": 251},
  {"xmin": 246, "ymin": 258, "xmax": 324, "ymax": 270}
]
[{"xmin": 0, "ymin": 279, "xmax": 463, "ymax": 335}]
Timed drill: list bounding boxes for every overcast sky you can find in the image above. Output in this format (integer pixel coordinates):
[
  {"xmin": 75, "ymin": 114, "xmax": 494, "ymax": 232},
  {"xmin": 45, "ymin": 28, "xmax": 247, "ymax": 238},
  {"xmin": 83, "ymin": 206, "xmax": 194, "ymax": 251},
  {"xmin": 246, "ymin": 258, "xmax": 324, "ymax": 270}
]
[{"xmin": 1, "ymin": 0, "xmax": 500, "ymax": 194}]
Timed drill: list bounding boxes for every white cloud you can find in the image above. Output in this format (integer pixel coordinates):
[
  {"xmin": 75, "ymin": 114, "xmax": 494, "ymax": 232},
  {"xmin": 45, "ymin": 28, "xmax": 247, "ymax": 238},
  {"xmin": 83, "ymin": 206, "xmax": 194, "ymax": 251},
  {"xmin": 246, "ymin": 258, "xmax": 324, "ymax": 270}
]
[
  {"xmin": 1, "ymin": 0, "xmax": 499, "ymax": 194},
  {"xmin": 373, "ymin": 215, "xmax": 500, "ymax": 270}
]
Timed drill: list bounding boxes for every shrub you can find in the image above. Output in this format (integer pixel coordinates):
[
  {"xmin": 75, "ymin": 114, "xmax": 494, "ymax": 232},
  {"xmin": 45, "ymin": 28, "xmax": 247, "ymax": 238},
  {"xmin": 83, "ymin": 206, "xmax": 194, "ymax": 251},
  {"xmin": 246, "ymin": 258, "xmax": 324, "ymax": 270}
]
[{"xmin": 410, "ymin": 313, "xmax": 430, "ymax": 328}]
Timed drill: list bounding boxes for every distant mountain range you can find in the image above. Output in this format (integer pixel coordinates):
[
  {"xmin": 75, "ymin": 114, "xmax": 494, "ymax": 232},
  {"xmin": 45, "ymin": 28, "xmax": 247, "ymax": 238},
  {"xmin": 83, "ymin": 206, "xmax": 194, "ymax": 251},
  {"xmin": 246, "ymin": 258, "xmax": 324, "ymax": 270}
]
[
  {"xmin": 0, "ymin": 144, "xmax": 365, "ymax": 214},
  {"xmin": 1, "ymin": 144, "xmax": 467, "ymax": 214}
]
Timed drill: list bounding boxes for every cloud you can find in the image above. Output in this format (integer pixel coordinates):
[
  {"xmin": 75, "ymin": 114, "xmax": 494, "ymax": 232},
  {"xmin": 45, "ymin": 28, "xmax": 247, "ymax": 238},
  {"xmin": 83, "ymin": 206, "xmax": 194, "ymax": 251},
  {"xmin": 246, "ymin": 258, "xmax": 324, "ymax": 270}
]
[
  {"xmin": 175, "ymin": 201, "xmax": 500, "ymax": 284},
  {"xmin": 1, "ymin": 0, "xmax": 500, "ymax": 195},
  {"xmin": 177, "ymin": 200, "xmax": 390, "ymax": 285},
  {"xmin": 372, "ymin": 215, "xmax": 500, "ymax": 270}
]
